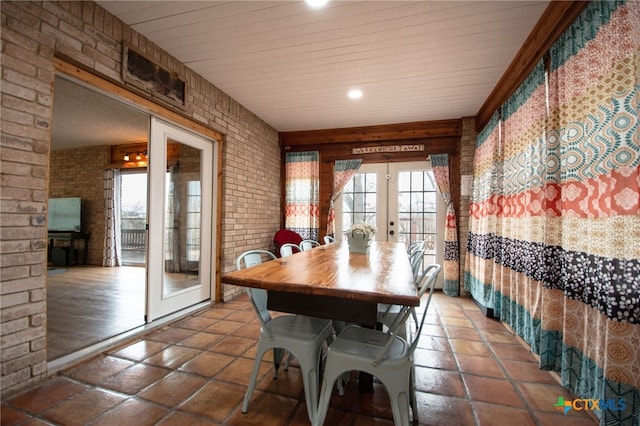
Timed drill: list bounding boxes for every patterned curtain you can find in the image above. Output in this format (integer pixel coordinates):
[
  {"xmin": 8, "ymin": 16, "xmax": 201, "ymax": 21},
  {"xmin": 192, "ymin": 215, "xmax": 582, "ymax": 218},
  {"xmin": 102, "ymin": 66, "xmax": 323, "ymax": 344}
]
[
  {"xmin": 430, "ymin": 154, "xmax": 460, "ymax": 296},
  {"xmin": 165, "ymin": 163, "xmax": 180, "ymax": 273},
  {"xmin": 466, "ymin": 2, "xmax": 639, "ymax": 424},
  {"xmin": 466, "ymin": 110, "xmax": 502, "ymax": 312},
  {"xmin": 102, "ymin": 169, "xmax": 121, "ymax": 267},
  {"xmin": 284, "ymin": 151, "xmax": 319, "ymax": 241},
  {"xmin": 326, "ymin": 159, "xmax": 362, "ymax": 237}
]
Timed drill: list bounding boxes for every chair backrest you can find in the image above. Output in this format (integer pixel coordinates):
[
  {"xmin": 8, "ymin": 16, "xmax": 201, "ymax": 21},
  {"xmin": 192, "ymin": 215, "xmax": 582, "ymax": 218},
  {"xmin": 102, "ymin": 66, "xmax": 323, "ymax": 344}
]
[
  {"xmin": 279, "ymin": 243, "xmax": 301, "ymax": 257},
  {"xmin": 409, "ymin": 248, "xmax": 425, "ymax": 281},
  {"xmin": 273, "ymin": 229, "xmax": 303, "ymax": 257},
  {"xmin": 300, "ymin": 239, "xmax": 320, "ymax": 251},
  {"xmin": 407, "ymin": 264, "xmax": 441, "ymax": 354},
  {"xmin": 323, "ymin": 235, "xmax": 336, "ymax": 244},
  {"xmin": 407, "ymin": 240, "xmax": 425, "ymax": 256},
  {"xmin": 417, "ymin": 264, "xmax": 441, "ymax": 296},
  {"xmin": 236, "ymin": 250, "xmax": 277, "ymax": 328},
  {"xmin": 373, "ymin": 263, "xmax": 441, "ymax": 366}
]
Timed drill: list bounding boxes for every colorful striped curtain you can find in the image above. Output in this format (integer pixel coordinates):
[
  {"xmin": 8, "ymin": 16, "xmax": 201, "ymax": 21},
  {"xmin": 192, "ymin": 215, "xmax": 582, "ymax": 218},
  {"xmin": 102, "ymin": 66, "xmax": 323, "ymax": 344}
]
[
  {"xmin": 284, "ymin": 151, "xmax": 320, "ymax": 241},
  {"xmin": 326, "ymin": 159, "xmax": 362, "ymax": 238},
  {"xmin": 466, "ymin": 1, "xmax": 639, "ymax": 424},
  {"xmin": 431, "ymin": 154, "xmax": 460, "ymax": 296}
]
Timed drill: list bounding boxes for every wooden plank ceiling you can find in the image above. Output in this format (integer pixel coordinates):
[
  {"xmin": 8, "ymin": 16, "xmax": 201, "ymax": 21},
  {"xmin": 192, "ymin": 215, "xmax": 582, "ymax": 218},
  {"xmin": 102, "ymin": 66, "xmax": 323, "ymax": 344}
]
[{"xmin": 97, "ymin": 1, "xmax": 549, "ymax": 132}]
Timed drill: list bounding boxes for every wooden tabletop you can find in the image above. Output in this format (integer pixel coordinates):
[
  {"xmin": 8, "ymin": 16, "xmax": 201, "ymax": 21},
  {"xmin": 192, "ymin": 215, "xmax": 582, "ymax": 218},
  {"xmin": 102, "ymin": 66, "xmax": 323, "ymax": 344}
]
[{"xmin": 223, "ymin": 241, "xmax": 419, "ymax": 307}]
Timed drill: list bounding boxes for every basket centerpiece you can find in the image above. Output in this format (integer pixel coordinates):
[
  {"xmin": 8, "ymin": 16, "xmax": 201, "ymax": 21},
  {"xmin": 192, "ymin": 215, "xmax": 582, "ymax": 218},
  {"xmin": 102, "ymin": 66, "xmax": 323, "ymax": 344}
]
[{"xmin": 347, "ymin": 223, "xmax": 376, "ymax": 253}]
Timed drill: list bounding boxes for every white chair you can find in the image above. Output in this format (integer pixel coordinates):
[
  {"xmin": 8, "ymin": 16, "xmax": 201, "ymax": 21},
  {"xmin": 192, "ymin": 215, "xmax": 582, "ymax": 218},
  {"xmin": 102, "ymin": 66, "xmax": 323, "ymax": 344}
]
[
  {"xmin": 300, "ymin": 239, "xmax": 321, "ymax": 250},
  {"xmin": 377, "ymin": 264, "xmax": 441, "ymax": 336},
  {"xmin": 279, "ymin": 243, "xmax": 301, "ymax": 257},
  {"xmin": 236, "ymin": 250, "xmax": 335, "ymax": 423},
  {"xmin": 314, "ymin": 263, "xmax": 441, "ymax": 426},
  {"xmin": 406, "ymin": 240, "xmax": 424, "ymax": 256},
  {"xmin": 323, "ymin": 235, "xmax": 336, "ymax": 244}
]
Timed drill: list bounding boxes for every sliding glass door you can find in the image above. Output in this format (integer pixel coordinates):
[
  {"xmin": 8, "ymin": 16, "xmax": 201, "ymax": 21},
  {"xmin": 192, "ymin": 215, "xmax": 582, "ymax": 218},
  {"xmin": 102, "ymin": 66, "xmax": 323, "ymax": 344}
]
[{"xmin": 147, "ymin": 118, "xmax": 214, "ymax": 321}]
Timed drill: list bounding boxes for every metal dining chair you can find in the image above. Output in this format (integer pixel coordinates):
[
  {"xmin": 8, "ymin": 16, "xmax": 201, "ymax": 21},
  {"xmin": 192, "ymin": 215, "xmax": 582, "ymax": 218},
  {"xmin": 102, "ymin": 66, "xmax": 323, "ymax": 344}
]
[
  {"xmin": 406, "ymin": 240, "xmax": 425, "ymax": 256},
  {"xmin": 314, "ymin": 263, "xmax": 441, "ymax": 426},
  {"xmin": 409, "ymin": 247, "xmax": 425, "ymax": 282},
  {"xmin": 279, "ymin": 243, "xmax": 302, "ymax": 257},
  {"xmin": 300, "ymin": 239, "xmax": 321, "ymax": 250},
  {"xmin": 323, "ymin": 235, "xmax": 336, "ymax": 244},
  {"xmin": 377, "ymin": 264, "xmax": 441, "ymax": 337},
  {"xmin": 236, "ymin": 250, "xmax": 335, "ymax": 423}
]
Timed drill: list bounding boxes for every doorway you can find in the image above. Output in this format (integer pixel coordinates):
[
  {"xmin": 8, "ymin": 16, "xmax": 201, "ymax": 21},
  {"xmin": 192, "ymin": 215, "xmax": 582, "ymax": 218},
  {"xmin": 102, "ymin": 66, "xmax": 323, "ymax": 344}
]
[
  {"xmin": 335, "ymin": 161, "xmax": 445, "ymax": 286},
  {"xmin": 47, "ymin": 75, "xmax": 216, "ymax": 362}
]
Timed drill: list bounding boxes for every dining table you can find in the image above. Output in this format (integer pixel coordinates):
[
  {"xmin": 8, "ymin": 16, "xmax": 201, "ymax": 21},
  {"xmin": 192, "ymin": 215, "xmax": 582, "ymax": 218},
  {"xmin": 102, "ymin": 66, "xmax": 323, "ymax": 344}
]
[{"xmin": 222, "ymin": 240, "xmax": 420, "ymax": 391}]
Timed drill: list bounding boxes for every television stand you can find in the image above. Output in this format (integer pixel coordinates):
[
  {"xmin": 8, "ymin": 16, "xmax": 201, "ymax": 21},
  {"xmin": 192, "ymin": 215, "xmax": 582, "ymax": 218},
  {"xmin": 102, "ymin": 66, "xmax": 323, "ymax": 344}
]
[{"xmin": 48, "ymin": 232, "xmax": 89, "ymax": 266}]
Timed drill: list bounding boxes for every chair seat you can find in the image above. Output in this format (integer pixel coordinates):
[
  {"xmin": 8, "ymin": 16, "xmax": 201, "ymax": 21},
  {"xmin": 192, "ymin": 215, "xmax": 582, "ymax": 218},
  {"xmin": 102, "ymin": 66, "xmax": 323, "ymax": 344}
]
[
  {"xmin": 267, "ymin": 315, "xmax": 334, "ymax": 342},
  {"xmin": 330, "ymin": 325, "xmax": 409, "ymax": 366},
  {"xmin": 377, "ymin": 303, "xmax": 404, "ymax": 322}
]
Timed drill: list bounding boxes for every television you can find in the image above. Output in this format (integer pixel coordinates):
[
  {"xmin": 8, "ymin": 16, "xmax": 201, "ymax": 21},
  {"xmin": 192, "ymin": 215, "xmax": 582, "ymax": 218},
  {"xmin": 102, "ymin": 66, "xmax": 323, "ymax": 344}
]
[{"xmin": 48, "ymin": 197, "xmax": 82, "ymax": 232}]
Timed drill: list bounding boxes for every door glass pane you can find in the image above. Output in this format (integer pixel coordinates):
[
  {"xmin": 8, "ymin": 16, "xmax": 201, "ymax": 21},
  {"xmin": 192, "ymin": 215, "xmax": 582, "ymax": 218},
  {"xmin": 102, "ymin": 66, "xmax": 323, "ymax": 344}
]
[
  {"xmin": 341, "ymin": 172, "xmax": 377, "ymax": 237},
  {"xmin": 163, "ymin": 141, "xmax": 202, "ymax": 297},
  {"xmin": 396, "ymin": 170, "xmax": 437, "ymax": 258},
  {"xmin": 120, "ymin": 172, "xmax": 147, "ymax": 265}
]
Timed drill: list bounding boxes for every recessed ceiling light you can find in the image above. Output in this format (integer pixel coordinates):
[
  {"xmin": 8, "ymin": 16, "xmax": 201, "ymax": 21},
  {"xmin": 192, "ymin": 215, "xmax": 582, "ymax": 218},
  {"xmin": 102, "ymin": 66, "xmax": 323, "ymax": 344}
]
[
  {"xmin": 305, "ymin": 0, "xmax": 329, "ymax": 9},
  {"xmin": 348, "ymin": 89, "xmax": 363, "ymax": 99}
]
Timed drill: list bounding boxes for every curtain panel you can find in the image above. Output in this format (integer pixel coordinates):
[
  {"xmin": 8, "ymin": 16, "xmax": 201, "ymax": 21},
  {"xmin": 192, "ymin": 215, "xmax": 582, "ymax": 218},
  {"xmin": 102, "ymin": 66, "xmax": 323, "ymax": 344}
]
[
  {"xmin": 102, "ymin": 169, "xmax": 121, "ymax": 267},
  {"xmin": 465, "ymin": 110, "xmax": 502, "ymax": 312},
  {"xmin": 465, "ymin": 1, "xmax": 639, "ymax": 424},
  {"xmin": 327, "ymin": 159, "xmax": 362, "ymax": 238},
  {"xmin": 284, "ymin": 151, "xmax": 320, "ymax": 241},
  {"xmin": 431, "ymin": 154, "xmax": 460, "ymax": 296}
]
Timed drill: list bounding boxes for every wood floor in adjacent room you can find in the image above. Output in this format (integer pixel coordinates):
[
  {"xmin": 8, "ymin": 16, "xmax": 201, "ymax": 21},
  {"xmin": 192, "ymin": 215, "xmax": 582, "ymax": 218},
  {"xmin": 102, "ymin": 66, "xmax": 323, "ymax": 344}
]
[{"xmin": 46, "ymin": 265, "xmax": 146, "ymax": 361}]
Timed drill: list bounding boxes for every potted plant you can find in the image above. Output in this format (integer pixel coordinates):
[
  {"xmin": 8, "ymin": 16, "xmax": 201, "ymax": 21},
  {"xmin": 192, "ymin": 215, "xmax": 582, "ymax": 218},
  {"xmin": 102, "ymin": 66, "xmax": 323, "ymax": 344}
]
[{"xmin": 347, "ymin": 222, "xmax": 376, "ymax": 253}]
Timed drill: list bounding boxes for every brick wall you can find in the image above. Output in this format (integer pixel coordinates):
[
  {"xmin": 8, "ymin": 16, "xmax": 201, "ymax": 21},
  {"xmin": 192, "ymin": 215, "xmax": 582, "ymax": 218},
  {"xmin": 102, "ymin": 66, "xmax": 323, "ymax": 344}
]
[
  {"xmin": 458, "ymin": 117, "xmax": 477, "ymax": 296},
  {"xmin": 1, "ymin": 0, "xmax": 280, "ymax": 397},
  {"xmin": 49, "ymin": 146, "xmax": 108, "ymax": 265}
]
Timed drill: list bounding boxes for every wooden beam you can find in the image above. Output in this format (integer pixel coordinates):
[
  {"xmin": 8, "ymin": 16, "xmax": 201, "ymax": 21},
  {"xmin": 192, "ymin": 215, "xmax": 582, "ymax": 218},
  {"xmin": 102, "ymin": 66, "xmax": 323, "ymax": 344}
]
[
  {"xmin": 280, "ymin": 119, "xmax": 461, "ymax": 146},
  {"xmin": 475, "ymin": 1, "xmax": 590, "ymax": 132},
  {"xmin": 53, "ymin": 56, "xmax": 223, "ymax": 143}
]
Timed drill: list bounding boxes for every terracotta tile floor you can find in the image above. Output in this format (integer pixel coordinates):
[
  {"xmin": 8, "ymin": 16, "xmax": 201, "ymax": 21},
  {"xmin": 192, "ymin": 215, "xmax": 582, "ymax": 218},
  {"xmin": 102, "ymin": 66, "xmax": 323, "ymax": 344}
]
[{"xmin": 2, "ymin": 292, "xmax": 597, "ymax": 425}]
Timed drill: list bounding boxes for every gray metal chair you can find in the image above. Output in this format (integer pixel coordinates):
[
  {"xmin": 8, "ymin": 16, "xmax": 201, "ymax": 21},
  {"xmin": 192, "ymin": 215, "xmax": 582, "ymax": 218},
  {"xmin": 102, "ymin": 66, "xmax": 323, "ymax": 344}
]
[
  {"xmin": 323, "ymin": 235, "xmax": 336, "ymax": 244},
  {"xmin": 300, "ymin": 239, "xmax": 321, "ymax": 250},
  {"xmin": 236, "ymin": 250, "xmax": 335, "ymax": 423},
  {"xmin": 377, "ymin": 264, "xmax": 441, "ymax": 336},
  {"xmin": 279, "ymin": 243, "xmax": 301, "ymax": 257},
  {"xmin": 314, "ymin": 263, "xmax": 441, "ymax": 426}
]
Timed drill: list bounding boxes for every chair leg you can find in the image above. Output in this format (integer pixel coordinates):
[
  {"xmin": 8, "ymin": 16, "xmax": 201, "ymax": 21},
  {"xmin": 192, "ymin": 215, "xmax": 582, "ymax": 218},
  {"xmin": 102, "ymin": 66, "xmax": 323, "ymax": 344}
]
[
  {"xmin": 389, "ymin": 389, "xmax": 411, "ymax": 426},
  {"xmin": 284, "ymin": 351, "xmax": 293, "ymax": 371},
  {"xmin": 273, "ymin": 347, "xmax": 285, "ymax": 379},
  {"xmin": 410, "ymin": 365, "xmax": 418, "ymax": 423},
  {"xmin": 313, "ymin": 372, "xmax": 340, "ymax": 426},
  {"xmin": 301, "ymin": 358, "xmax": 319, "ymax": 423},
  {"xmin": 242, "ymin": 344, "xmax": 268, "ymax": 413}
]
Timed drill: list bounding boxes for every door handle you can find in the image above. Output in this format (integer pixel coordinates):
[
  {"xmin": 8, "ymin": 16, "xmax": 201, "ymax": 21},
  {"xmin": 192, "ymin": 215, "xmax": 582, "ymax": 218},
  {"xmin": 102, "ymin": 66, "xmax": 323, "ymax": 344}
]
[{"xmin": 389, "ymin": 230, "xmax": 395, "ymax": 235}]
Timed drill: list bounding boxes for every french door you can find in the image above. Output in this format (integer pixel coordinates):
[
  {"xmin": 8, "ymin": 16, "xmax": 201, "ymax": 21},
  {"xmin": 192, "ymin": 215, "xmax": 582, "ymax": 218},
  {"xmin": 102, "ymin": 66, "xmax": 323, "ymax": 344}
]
[
  {"xmin": 147, "ymin": 118, "xmax": 214, "ymax": 321},
  {"xmin": 336, "ymin": 161, "xmax": 444, "ymax": 285}
]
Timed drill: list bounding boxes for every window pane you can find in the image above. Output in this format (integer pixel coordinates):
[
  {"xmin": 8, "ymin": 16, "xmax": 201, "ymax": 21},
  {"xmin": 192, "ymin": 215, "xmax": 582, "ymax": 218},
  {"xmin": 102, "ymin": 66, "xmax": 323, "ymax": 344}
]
[
  {"xmin": 398, "ymin": 193, "xmax": 410, "ymax": 213},
  {"xmin": 398, "ymin": 172, "xmax": 411, "ymax": 191},
  {"xmin": 411, "ymin": 171, "xmax": 423, "ymax": 191}
]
